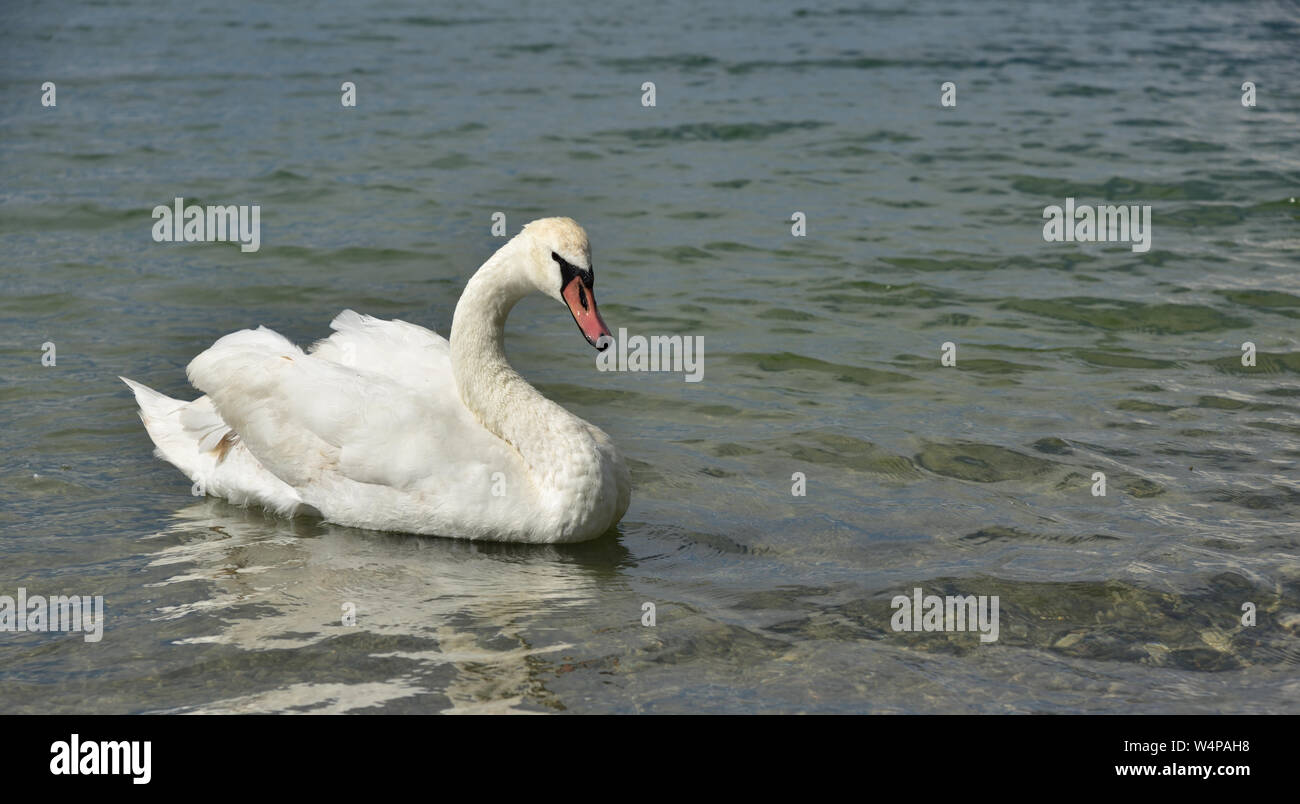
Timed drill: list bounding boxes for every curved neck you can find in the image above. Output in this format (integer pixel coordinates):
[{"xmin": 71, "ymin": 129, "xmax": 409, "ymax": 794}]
[{"xmin": 449, "ymin": 239, "xmax": 593, "ymax": 491}]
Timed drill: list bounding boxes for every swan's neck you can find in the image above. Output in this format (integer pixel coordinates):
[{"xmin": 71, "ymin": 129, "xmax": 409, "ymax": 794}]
[{"xmin": 449, "ymin": 240, "xmax": 598, "ymax": 497}]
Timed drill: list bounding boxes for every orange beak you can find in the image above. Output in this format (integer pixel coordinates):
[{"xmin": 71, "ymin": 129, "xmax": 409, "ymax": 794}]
[{"xmin": 562, "ymin": 275, "xmax": 612, "ymax": 350}]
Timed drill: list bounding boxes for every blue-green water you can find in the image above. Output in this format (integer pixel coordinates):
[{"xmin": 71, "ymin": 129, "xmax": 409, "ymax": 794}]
[{"xmin": 2, "ymin": 0, "xmax": 1298, "ymax": 713}]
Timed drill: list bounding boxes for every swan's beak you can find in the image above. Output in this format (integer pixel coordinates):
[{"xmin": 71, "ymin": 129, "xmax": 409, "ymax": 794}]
[{"xmin": 562, "ymin": 276, "xmax": 612, "ymax": 350}]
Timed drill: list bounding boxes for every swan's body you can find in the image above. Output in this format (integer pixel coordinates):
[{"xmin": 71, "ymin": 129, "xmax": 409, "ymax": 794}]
[{"xmin": 123, "ymin": 218, "xmax": 630, "ymax": 544}]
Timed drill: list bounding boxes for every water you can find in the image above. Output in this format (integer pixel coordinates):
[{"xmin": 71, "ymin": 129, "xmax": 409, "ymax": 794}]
[{"xmin": 2, "ymin": 0, "xmax": 1299, "ymax": 713}]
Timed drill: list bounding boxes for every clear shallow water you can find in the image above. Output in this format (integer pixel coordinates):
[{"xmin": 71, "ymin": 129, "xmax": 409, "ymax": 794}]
[{"xmin": 2, "ymin": 0, "xmax": 1299, "ymax": 713}]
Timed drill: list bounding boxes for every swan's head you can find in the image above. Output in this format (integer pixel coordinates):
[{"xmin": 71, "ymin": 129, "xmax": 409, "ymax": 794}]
[{"xmin": 519, "ymin": 217, "xmax": 612, "ymax": 351}]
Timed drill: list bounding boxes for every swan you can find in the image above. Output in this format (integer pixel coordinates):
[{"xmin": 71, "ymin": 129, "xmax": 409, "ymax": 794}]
[{"xmin": 122, "ymin": 217, "xmax": 631, "ymax": 544}]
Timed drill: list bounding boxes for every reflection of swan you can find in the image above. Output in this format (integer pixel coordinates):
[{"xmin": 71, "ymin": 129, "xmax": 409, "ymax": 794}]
[
  {"xmin": 123, "ymin": 218, "xmax": 630, "ymax": 544},
  {"xmin": 144, "ymin": 500, "xmax": 627, "ymax": 713}
]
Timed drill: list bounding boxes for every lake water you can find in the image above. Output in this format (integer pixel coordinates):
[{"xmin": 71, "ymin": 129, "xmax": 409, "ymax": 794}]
[{"xmin": 2, "ymin": 0, "xmax": 1298, "ymax": 713}]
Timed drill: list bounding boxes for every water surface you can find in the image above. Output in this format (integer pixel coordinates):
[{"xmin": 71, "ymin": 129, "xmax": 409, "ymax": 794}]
[{"xmin": 1, "ymin": 0, "xmax": 1298, "ymax": 713}]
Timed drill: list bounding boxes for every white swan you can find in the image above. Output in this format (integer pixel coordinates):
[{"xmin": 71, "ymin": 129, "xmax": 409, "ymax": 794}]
[{"xmin": 122, "ymin": 217, "xmax": 631, "ymax": 544}]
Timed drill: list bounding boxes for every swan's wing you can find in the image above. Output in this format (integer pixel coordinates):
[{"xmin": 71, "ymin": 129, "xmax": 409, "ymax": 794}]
[
  {"xmin": 185, "ymin": 320, "xmax": 519, "ymax": 499},
  {"xmin": 308, "ymin": 309, "xmax": 449, "ymax": 395}
]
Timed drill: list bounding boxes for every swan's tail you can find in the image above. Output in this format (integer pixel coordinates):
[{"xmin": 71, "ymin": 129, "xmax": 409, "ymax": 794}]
[
  {"xmin": 121, "ymin": 377, "xmax": 206, "ymax": 479},
  {"xmin": 120, "ymin": 376, "xmax": 306, "ymax": 515}
]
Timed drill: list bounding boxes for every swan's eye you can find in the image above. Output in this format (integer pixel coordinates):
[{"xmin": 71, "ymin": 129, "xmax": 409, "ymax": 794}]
[{"xmin": 552, "ymin": 251, "xmax": 594, "ymax": 291}]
